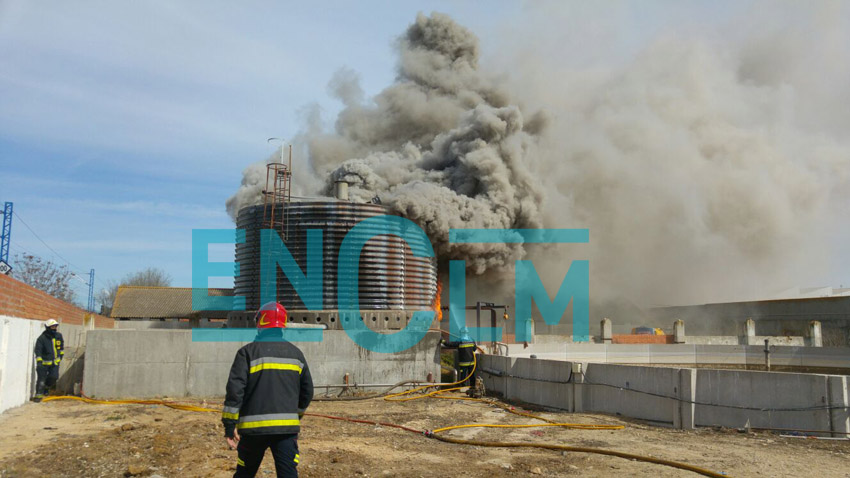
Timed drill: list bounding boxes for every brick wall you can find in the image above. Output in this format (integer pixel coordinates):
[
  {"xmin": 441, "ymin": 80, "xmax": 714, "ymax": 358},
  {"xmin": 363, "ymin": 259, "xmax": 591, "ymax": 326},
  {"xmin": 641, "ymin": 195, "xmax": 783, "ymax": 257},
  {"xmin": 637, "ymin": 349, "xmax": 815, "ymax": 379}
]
[{"xmin": 0, "ymin": 274, "xmax": 113, "ymax": 328}]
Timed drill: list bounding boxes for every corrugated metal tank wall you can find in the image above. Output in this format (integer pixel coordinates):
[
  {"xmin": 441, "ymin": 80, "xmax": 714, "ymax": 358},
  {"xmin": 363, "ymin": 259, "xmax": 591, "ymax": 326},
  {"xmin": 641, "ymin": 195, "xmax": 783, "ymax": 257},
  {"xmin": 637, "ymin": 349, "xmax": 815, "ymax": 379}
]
[{"xmin": 235, "ymin": 201, "xmax": 437, "ymax": 312}]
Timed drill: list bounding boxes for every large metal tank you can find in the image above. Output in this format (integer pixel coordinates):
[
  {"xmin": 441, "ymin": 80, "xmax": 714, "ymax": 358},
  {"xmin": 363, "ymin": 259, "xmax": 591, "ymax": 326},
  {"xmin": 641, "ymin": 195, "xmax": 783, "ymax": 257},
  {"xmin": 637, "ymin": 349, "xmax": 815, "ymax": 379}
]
[{"xmin": 234, "ymin": 200, "xmax": 437, "ymax": 318}]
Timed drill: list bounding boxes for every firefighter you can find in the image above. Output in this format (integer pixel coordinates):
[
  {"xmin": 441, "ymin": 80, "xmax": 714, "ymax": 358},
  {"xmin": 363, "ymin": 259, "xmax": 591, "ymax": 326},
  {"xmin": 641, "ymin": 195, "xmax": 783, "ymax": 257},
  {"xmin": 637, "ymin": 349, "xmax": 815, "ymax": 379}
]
[
  {"xmin": 33, "ymin": 319, "xmax": 64, "ymax": 402},
  {"xmin": 222, "ymin": 302, "xmax": 313, "ymax": 478},
  {"xmin": 442, "ymin": 327, "xmax": 477, "ymax": 387}
]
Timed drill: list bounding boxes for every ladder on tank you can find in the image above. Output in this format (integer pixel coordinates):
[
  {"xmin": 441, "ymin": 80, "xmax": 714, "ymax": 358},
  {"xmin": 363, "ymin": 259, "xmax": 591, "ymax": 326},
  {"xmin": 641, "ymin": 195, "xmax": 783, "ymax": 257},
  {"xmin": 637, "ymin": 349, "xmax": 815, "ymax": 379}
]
[{"xmin": 262, "ymin": 144, "xmax": 292, "ymax": 241}]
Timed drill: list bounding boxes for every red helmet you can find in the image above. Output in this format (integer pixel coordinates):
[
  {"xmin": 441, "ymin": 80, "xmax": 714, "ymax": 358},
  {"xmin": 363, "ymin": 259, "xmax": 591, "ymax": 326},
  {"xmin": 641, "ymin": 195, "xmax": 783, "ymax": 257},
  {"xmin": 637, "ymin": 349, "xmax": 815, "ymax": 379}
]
[{"xmin": 256, "ymin": 302, "xmax": 288, "ymax": 328}]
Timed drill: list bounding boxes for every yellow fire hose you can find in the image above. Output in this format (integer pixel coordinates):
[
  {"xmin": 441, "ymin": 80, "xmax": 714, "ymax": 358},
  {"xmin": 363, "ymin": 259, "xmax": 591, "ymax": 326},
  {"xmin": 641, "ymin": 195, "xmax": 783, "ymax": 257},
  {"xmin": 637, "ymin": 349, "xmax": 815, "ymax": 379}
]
[
  {"xmin": 42, "ymin": 395, "xmax": 219, "ymax": 413},
  {"xmin": 383, "ymin": 343, "xmax": 483, "ymax": 401}
]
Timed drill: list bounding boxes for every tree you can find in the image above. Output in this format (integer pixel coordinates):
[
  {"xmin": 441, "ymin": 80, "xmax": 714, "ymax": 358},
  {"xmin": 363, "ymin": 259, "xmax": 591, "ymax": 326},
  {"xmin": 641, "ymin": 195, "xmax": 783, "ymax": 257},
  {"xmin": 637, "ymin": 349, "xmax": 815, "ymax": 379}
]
[
  {"xmin": 98, "ymin": 267, "xmax": 172, "ymax": 313},
  {"xmin": 11, "ymin": 253, "xmax": 76, "ymax": 303},
  {"xmin": 123, "ymin": 267, "xmax": 172, "ymax": 287}
]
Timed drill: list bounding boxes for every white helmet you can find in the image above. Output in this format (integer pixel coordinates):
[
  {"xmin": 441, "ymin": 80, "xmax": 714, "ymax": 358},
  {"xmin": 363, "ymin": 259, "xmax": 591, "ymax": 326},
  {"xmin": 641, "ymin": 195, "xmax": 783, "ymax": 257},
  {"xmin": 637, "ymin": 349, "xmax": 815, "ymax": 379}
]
[{"xmin": 44, "ymin": 319, "xmax": 59, "ymax": 328}]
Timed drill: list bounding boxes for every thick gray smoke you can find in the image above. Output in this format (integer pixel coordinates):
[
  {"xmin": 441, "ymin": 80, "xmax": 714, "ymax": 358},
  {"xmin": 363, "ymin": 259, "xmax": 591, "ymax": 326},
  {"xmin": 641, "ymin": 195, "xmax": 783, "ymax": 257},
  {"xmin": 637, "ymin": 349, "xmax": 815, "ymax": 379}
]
[
  {"xmin": 229, "ymin": 13, "xmax": 546, "ymax": 274},
  {"xmin": 228, "ymin": 7, "xmax": 850, "ymax": 309}
]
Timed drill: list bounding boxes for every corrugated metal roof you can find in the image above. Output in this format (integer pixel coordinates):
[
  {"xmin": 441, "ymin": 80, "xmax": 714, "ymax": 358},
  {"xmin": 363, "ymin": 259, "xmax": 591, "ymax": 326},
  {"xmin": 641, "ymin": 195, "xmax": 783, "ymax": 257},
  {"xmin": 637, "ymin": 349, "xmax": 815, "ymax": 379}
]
[{"xmin": 111, "ymin": 286, "xmax": 235, "ymax": 319}]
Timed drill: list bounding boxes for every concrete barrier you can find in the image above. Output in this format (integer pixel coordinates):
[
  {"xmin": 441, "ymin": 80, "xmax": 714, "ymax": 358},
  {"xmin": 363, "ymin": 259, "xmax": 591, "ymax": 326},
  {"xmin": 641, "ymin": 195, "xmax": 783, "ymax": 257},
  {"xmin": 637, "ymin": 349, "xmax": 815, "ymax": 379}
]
[
  {"xmin": 480, "ymin": 354, "xmax": 850, "ymax": 436},
  {"xmin": 693, "ymin": 369, "xmax": 831, "ymax": 430},
  {"xmin": 114, "ymin": 319, "xmax": 224, "ymax": 329},
  {"xmin": 0, "ymin": 316, "xmax": 86, "ymax": 413},
  {"xmin": 82, "ymin": 329, "xmax": 441, "ymax": 398}
]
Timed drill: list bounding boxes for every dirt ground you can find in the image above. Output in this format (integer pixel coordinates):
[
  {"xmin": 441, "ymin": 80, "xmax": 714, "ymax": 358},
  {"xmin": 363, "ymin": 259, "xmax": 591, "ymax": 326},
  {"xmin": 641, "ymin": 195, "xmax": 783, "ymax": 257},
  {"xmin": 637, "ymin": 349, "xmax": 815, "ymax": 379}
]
[{"xmin": 0, "ymin": 393, "xmax": 847, "ymax": 478}]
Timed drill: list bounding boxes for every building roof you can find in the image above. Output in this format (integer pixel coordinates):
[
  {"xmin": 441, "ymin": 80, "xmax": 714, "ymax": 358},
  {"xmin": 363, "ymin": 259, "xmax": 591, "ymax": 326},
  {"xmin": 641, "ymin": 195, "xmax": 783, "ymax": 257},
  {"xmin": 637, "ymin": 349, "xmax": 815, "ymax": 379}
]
[{"xmin": 111, "ymin": 286, "xmax": 235, "ymax": 319}]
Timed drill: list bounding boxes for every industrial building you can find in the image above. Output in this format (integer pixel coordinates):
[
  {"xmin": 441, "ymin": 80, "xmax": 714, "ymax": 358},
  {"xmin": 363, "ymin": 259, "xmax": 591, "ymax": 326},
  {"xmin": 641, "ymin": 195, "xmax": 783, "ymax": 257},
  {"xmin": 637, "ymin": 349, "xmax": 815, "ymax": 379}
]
[{"xmin": 651, "ymin": 295, "xmax": 850, "ymax": 346}]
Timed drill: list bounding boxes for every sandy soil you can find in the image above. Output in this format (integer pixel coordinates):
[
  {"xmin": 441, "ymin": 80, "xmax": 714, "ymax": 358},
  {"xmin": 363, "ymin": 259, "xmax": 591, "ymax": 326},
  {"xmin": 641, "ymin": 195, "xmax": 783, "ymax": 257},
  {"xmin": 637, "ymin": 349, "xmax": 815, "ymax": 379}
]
[{"xmin": 0, "ymin": 393, "xmax": 847, "ymax": 478}]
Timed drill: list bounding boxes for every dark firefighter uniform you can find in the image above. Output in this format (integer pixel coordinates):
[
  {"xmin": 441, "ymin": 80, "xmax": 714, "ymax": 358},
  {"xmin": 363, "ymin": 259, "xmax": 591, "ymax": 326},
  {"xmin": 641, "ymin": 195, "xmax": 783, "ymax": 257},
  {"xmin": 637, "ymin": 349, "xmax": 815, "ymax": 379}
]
[
  {"xmin": 222, "ymin": 330, "xmax": 314, "ymax": 478},
  {"xmin": 444, "ymin": 336, "xmax": 477, "ymax": 386},
  {"xmin": 34, "ymin": 323, "xmax": 64, "ymax": 400}
]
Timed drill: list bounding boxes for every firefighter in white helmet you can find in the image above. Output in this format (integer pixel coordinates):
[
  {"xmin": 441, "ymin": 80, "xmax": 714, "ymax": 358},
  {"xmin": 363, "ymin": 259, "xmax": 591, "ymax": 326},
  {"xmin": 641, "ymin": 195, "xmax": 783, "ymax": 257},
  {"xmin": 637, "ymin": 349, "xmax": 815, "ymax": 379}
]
[{"xmin": 33, "ymin": 319, "xmax": 64, "ymax": 402}]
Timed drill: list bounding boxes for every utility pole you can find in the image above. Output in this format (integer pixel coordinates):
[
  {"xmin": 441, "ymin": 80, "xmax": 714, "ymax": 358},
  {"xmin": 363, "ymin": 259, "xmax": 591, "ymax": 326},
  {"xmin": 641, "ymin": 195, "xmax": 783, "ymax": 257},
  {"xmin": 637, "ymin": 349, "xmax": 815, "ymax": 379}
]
[
  {"xmin": 0, "ymin": 202, "xmax": 12, "ymax": 275},
  {"xmin": 87, "ymin": 268, "xmax": 95, "ymax": 312}
]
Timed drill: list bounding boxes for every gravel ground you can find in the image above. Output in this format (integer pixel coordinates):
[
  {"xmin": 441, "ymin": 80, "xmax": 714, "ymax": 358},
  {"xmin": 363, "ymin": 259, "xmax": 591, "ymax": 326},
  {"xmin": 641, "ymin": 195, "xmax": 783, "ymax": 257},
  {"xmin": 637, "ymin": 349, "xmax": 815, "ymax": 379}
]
[{"xmin": 0, "ymin": 394, "xmax": 847, "ymax": 477}]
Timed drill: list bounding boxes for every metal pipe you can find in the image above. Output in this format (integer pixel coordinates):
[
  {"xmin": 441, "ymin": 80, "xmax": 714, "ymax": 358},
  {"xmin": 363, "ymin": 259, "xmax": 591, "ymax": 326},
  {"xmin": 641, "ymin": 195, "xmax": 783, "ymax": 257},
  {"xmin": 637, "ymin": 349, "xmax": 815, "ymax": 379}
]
[
  {"xmin": 334, "ymin": 180, "xmax": 349, "ymax": 201},
  {"xmin": 764, "ymin": 339, "xmax": 771, "ymax": 371},
  {"xmin": 493, "ymin": 341, "xmax": 509, "ymax": 356},
  {"xmin": 490, "ymin": 309, "xmax": 497, "ymax": 353},
  {"xmin": 476, "ymin": 301, "xmax": 481, "ymax": 334}
]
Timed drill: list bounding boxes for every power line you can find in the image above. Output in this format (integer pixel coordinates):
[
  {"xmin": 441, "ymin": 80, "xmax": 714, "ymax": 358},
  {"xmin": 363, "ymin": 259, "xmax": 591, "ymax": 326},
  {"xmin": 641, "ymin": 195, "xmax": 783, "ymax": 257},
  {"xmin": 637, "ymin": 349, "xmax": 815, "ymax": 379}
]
[
  {"xmin": 9, "ymin": 211, "xmax": 109, "ymax": 306},
  {"xmin": 12, "ymin": 240, "xmax": 94, "ymax": 288},
  {"xmin": 12, "ymin": 211, "xmax": 87, "ymax": 275}
]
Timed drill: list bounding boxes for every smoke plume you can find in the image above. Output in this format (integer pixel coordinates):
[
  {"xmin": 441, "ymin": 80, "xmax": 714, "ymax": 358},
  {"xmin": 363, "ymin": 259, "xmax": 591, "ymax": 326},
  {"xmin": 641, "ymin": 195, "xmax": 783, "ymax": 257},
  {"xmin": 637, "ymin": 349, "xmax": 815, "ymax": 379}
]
[
  {"xmin": 229, "ymin": 12, "xmax": 546, "ymax": 275},
  {"xmin": 228, "ymin": 6, "xmax": 850, "ymax": 309}
]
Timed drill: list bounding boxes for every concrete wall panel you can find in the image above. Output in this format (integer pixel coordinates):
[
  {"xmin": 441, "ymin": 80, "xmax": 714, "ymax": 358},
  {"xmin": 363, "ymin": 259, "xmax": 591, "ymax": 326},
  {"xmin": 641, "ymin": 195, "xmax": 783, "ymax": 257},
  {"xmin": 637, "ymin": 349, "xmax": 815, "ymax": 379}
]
[
  {"xmin": 694, "ymin": 369, "xmax": 831, "ymax": 431},
  {"xmin": 482, "ymin": 355, "xmax": 848, "ymax": 435},
  {"xmin": 694, "ymin": 345, "xmax": 748, "ymax": 365},
  {"xmin": 479, "ymin": 355, "xmax": 513, "ymax": 398},
  {"xmin": 583, "ymin": 363, "xmax": 678, "ymax": 424},
  {"xmin": 605, "ymin": 345, "xmax": 652, "ymax": 364},
  {"xmin": 1, "ymin": 316, "xmax": 85, "ymax": 413},
  {"xmin": 82, "ymin": 329, "xmax": 441, "ymax": 399},
  {"xmin": 564, "ymin": 343, "xmax": 607, "ymax": 363},
  {"xmin": 506, "ymin": 358, "xmax": 572, "ymax": 410},
  {"xmin": 648, "ymin": 345, "xmax": 696, "ymax": 365}
]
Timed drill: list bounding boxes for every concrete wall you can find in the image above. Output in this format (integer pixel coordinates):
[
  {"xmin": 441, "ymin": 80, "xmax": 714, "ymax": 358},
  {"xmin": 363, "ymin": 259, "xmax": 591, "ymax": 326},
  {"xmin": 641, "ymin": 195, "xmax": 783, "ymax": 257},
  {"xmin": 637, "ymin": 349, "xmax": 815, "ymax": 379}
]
[
  {"xmin": 82, "ymin": 329, "xmax": 441, "ymax": 398},
  {"xmin": 0, "ymin": 316, "xmax": 86, "ymax": 413},
  {"xmin": 504, "ymin": 343, "xmax": 850, "ymax": 370},
  {"xmin": 114, "ymin": 319, "xmax": 224, "ymax": 330},
  {"xmin": 480, "ymin": 355, "xmax": 850, "ymax": 436}
]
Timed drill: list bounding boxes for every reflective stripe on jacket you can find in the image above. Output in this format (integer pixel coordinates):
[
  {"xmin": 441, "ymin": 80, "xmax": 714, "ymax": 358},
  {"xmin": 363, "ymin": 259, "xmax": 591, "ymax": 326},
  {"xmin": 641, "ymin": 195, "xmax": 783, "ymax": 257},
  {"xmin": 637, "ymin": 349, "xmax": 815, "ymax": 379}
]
[
  {"xmin": 445, "ymin": 339, "xmax": 476, "ymax": 367},
  {"xmin": 34, "ymin": 330, "xmax": 64, "ymax": 366},
  {"xmin": 222, "ymin": 335, "xmax": 313, "ymax": 435}
]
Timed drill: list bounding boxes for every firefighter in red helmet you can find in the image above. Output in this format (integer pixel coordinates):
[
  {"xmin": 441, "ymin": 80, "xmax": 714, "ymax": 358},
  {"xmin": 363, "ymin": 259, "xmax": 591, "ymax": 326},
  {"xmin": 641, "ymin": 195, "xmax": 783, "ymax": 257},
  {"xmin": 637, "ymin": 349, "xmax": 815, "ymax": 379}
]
[{"xmin": 222, "ymin": 302, "xmax": 313, "ymax": 478}]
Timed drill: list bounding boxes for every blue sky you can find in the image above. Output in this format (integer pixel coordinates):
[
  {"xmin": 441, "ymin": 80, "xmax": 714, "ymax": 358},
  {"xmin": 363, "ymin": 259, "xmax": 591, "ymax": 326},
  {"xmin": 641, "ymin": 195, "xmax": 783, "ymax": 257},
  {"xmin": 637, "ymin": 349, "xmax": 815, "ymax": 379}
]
[
  {"xmin": 4, "ymin": 1, "xmax": 845, "ymax": 307},
  {"xmin": 0, "ymin": 1, "xmax": 531, "ymax": 303}
]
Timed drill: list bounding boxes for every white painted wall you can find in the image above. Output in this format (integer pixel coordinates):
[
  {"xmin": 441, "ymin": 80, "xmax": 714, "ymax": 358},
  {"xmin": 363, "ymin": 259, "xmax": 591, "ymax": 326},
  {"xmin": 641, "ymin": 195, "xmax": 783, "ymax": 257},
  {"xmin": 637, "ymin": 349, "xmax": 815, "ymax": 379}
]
[
  {"xmin": 0, "ymin": 316, "xmax": 43, "ymax": 413},
  {"xmin": 0, "ymin": 316, "xmax": 85, "ymax": 414}
]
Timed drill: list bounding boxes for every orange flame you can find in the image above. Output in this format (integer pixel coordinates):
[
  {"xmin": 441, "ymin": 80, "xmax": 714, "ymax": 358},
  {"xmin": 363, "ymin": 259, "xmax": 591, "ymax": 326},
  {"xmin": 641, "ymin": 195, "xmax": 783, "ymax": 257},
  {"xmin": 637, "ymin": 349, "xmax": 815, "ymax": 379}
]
[{"xmin": 432, "ymin": 279, "xmax": 443, "ymax": 321}]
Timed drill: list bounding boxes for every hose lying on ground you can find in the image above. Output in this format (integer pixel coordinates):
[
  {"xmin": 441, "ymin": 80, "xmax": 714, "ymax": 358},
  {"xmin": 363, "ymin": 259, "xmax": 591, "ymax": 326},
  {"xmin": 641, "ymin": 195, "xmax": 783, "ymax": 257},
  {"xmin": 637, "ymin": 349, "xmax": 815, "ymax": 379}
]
[
  {"xmin": 313, "ymin": 380, "xmax": 433, "ymax": 401},
  {"xmin": 430, "ymin": 434, "xmax": 729, "ymax": 478},
  {"xmin": 40, "ymin": 394, "xmax": 727, "ymax": 477},
  {"xmin": 42, "ymin": 395, "xmax": 219, "ymax": 413},
  {"xmin": 383, "ymin": 340, "xmax": 479, "ymax": 402},
  {"xmin": 315, "ymin": 327, "xmax": 477, "ymax": 402}
]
